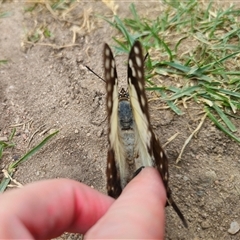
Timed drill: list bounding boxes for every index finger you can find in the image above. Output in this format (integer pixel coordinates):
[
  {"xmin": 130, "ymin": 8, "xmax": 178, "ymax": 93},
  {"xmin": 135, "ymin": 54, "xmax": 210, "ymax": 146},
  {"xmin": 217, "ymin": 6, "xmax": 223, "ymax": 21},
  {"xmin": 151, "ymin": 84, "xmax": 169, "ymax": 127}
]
[{"xmin": 0, "ymin": 179, "xmax": 114, "ymax": 239}]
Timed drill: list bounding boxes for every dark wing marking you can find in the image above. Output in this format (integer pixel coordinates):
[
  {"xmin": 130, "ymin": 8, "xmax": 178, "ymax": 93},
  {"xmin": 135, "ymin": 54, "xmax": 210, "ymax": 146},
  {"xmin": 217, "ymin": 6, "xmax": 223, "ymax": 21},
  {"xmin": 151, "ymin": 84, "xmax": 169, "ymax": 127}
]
[
  {"xmin": 152, "ymin": 133, "xmax": 188, "ymax": 228},
  {"xmin": 106, "ymin": 149, "xmax": 122, "ymax": 198}
]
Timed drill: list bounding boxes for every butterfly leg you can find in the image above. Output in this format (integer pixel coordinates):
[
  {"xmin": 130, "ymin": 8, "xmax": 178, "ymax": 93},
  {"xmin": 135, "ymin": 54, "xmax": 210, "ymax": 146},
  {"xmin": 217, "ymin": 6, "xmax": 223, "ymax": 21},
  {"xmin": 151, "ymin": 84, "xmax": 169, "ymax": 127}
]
[{"xmin": 131, "ymin": 166, "xmax": 145, "ymax": 179}]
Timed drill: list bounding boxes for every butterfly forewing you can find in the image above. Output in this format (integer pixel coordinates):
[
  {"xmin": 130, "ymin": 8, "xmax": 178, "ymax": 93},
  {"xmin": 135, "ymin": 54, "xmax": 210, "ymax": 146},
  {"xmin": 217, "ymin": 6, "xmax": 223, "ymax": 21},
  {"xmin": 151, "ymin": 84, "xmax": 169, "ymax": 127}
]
[
  {"xmin": 103, "ymin": 43, "xmax": 124, "ymax": 198},
  {"xmin": 127, "ymin": 42, "xmax": 167, "ymax": 183}
]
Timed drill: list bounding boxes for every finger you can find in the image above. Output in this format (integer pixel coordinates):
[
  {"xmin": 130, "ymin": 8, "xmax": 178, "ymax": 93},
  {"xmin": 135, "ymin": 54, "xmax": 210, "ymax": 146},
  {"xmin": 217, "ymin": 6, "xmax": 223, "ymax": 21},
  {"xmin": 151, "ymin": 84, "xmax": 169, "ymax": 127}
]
[
  {"xmin": 0, "ymin": 179, "xmax": 114, "ymax": 239},
  {"xmin": 85, "ymin": 167, "xmax": 166, "ymax": 239}
]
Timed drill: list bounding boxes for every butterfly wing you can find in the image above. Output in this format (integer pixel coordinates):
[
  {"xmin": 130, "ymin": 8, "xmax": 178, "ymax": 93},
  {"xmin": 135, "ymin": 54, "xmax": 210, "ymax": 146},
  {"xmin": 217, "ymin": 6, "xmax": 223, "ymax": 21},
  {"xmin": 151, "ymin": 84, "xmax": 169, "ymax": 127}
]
[
  {"xmin": 103, "ymin": 43, "xmax": 125, "ymax": 198},
  {"xmin": 127, "ymin": 41, "xmax": 168, "ymax": 190},
  {"xmin": 127, "ymin": 41, "xmax": 188, "ymax": 228}
]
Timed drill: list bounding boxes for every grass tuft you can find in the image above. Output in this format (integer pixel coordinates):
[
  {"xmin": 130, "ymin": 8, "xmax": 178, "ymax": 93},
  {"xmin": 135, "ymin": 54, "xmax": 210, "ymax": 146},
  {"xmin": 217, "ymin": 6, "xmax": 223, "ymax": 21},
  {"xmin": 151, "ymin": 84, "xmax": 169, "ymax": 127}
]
[
  {"xmin": 0, "ymin": 130, "xmax": 59, "ymax": 192},
  {"xmin": 103, "ymin": 1, "xmax": 240, "ymax": 143}
]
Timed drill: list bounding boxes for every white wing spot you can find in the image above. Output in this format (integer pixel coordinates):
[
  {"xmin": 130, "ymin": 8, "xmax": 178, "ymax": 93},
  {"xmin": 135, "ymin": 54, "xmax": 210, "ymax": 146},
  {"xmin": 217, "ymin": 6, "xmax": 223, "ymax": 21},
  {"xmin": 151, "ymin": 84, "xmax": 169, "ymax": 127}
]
[
  {"xmin": 129, "ymin": 59, "xmax": 133, "ymax": 68},
  {"xmin": 105, "ymin": 58, "xmax": 110, "ymax": 69},
  {"xmin": 160, "ymin": 164, "xmax": 163, "ymax": 170},
  {"xmin": 107, "ymin": 83, "xmax": 112, "ymax": 93},
  {"xmin": 111, "ymin": 67, "xmax": 114, "ymax": 78},
  {"xmin": 111, "ymin": 60, "xmax": 115, "ymax": 68},
  {"xmin": 105, "ymin": 48, "xmax": 110, "ymax": 56},
  {"xmin": 108, "ymin": 163, "xmax": 111, "ymax": 169},
  {"xmin": 160, "ymin": 151, "xmax": 163, "ymax": 159},
  {"xmin": 106, "ymin": 72, "xmax": 110, "ymax": 81},
  {"xmin": 134, "ymin": 46, "xmax": 140, "ymax": 54},
  {"xmin": 110, "ymin": 174, "xmax": 113, "ymax": 179},
  {"xmin": 111, "ymin": 187, "xmax": 114, "ymax": 191},
  {"xmin": 108, "ymin": 99, "xmax": 112, "ymax": 109},
  {"xmin": 147, "ymin": 131, "xmax": 151, "ymax": 148},
  {"xmin": 141, "ymin": 96, "xmax": 146, "ymax": 107},
  {"xmin": 164, "ymin": 172, "xmax": 168, "ymax": 180},
  {"xmin": 138, "ymin": 81, "xmax": 143, "ymax": 91},
  {"xmin": 137, "ymin": 70, "xmax": 142, "ymax": 79},
  {"xmin": 136, "ymin": 56, "xmax": 142, "ymax": 67},
  {"xmin": 131, "ymin": 67, "xmax": 136, "ymax": 77}
]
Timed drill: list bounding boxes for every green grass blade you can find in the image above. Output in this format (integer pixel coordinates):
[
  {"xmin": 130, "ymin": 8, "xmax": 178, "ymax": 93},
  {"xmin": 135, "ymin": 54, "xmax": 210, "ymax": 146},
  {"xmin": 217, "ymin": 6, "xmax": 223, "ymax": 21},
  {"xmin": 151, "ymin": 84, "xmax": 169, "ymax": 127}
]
[
  {"xmin": 218, "ymin": 89, "xmax": 240, "ymax": 98},
  {"xmin": 163, "ymin": 62, "xmax": 190, "ymax": 73},
  {"xmin": 168, "ymin": 86, "xmax": 200, "ymax": 101},
  {"xmin": 217, "ymin": 51, "xmax": 240, "ymax": 64},
  {"xmin": 157, "ymin": 89, "xmax": 183, "ymax": 115},
  {"xmin": 212, "ymin": 104, "xmax": 237, "ymax": 132},
  {"xmin": 9, "ymin": 130, "xmax": 59, "ymax": 171},
  {"xmin": 0, "ymin": 12, "xmax": 12, "ymax": 18},
  {"xmin": 0, "ymin": 175, "xmax": 12, "ymax": 193},
  {"xmin": 144, "ymin": 23, "xmax": 173, "ymax": 61},
  {"xmin": 0, "ymin": 60, "xmax": 8, "ymax": 65},
  {"xmin": 0, "ymin": 145, "xmax": 3, "ymax": 159},
  {"xmin": 114, "ymin": 15, "xmax": 135, "ymax": 45},
  {"xmin": 0, "ymin": 141, "xmax": 15, "ymax": 159},
  {"xmin": 129, "ymin": 3, "xmax": 140, "ymax": 25},
  {"xmin": 206, "ymin": 108, "xmax": 240, "ymax": 143},
  {"xmin": 9, "ymin": 128, "xmax": 16, "ymax": 141}
]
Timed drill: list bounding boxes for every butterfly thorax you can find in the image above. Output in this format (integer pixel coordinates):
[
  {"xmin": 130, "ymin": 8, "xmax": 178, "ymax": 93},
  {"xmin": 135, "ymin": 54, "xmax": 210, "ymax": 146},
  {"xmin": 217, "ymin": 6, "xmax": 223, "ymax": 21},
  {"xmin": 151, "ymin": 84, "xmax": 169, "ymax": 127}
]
[{"xmin": 118, "ymin": 88, "xmax": 133, "ymax": 131}]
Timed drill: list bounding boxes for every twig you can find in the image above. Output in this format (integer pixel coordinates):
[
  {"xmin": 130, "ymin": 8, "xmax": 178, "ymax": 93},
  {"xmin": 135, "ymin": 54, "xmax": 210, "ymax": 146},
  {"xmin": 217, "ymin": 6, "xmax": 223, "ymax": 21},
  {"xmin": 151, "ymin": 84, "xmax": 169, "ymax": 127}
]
[
  {"xmin": 24, "ymin": 41, "xmax": 81, "ymax": 50},
  {"xmin": 2, "ymin": 169, "xmax": 23, "ymax": 188},
  {"xmin": 28, "ymin": 124, "xmax": 46, "ymax": 147},
  {"xmin": 9, "ymin": 119, "xmax": 32, "ymax": 128},
  {"xmin": 176, "ymin": 113, "xmax": 207, "ymax": 163},
  {"xmin": 163, "ymin": 132, "xmax": 179, "ymax": 148}
]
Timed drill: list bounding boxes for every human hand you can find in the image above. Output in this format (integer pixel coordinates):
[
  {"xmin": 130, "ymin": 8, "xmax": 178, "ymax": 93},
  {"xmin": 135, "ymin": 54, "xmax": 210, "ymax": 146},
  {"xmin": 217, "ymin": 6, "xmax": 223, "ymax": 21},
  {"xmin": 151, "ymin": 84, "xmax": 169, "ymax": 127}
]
[{"xmin": 0, "ymin": 167, "xmax": 166, "ymax": 239}]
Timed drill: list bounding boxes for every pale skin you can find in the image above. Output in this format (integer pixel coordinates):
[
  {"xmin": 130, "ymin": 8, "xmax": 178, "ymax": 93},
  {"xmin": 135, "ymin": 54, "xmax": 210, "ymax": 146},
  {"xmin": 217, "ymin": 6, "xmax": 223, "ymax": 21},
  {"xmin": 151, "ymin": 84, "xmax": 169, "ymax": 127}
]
[{"xmin": 0, "ymin": 167, "xmax": 166, "ymax": 239}]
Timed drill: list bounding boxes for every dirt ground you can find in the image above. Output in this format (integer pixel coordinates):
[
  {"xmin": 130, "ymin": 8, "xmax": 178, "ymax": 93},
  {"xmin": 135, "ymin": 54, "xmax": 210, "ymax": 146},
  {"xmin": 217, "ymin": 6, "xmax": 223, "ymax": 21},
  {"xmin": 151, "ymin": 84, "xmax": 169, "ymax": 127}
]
[{"xmin": 1, "ymin": 1, "xmax": 240, "ymax": 239}]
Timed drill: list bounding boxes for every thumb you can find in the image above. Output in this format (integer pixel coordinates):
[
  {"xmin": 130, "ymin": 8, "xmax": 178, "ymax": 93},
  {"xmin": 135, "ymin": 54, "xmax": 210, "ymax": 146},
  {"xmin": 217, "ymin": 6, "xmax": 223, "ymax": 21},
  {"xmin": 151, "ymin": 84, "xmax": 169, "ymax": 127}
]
[{"xmin": 85, "ymin": 167, "xmax": 166, "ymax": 239}]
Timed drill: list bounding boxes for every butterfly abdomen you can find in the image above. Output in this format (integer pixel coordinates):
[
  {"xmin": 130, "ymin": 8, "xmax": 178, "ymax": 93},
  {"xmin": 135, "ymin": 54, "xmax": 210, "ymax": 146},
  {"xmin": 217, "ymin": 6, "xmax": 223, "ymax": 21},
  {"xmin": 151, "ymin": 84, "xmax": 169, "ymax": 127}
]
[{"xmin": 118, "ymin": 96, "xmax": 142, "ymax": 187}]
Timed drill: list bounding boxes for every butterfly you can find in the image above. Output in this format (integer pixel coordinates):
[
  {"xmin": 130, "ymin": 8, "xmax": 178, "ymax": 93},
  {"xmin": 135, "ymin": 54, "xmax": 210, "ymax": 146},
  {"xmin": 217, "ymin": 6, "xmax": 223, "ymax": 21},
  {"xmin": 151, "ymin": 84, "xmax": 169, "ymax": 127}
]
[{"xmin": 103, "ymin": 41, "xmax": 187, "ymax": 228}]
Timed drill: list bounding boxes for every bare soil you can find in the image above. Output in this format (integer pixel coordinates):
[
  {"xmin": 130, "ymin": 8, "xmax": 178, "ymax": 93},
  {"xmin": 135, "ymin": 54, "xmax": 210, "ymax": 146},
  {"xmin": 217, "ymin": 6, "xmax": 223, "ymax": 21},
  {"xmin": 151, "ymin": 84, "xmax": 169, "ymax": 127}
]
[{"xmin": 1, "ymin": 2, "xmax": 240, "ymax": 240}]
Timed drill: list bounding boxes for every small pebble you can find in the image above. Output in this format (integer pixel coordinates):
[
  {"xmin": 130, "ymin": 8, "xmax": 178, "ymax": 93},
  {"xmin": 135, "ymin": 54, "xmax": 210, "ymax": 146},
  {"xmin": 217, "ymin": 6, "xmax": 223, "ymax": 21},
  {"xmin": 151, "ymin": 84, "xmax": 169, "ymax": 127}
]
[
  {"xmin": 49, "ymin": 129, "xmax": 57, "ymax": 134},
  {"xmin": 201, "ymin": 170, "xmax": 217, "ymax": 185},
  {"xmin": 12, "ymin": 155, "xmax": 19, "ymax": 161},
  {"xmin": 183, "ymin": 176, "xmax": 189, "ymax": 181},
  {"xmin": 201, "ymin": 220, "xmax": 211, "ymax": 229},
  {"xmin": 228, "ymin": 221, "xmax": 240, "ymax": 235},
  {"xmin": 97, "ymin": 129, "xmax": 103, "ymax": 137}
]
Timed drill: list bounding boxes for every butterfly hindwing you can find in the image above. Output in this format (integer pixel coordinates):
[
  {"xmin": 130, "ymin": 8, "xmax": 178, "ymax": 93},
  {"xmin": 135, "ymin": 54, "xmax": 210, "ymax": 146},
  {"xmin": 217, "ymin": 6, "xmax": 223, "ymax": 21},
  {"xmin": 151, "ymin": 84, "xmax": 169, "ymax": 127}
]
[{"xmin": 106, "ymin": 149, "xmax": 122, "ymax": 197}]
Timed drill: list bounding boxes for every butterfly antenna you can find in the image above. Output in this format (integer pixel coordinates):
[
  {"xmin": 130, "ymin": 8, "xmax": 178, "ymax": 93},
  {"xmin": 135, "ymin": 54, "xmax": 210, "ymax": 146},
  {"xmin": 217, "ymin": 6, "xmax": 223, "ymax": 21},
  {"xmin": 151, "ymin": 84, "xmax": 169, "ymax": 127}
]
[
  {"xmin": 144, "ymin": 52, "xmax": 149, "ymax": 62},
  {"xmin": 85, "ymin": 65, "xmax": 106, "ymax": 82}
]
